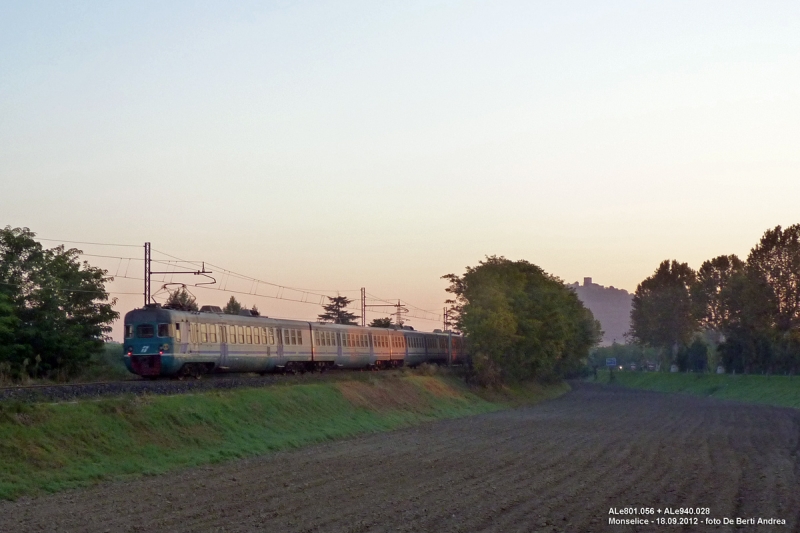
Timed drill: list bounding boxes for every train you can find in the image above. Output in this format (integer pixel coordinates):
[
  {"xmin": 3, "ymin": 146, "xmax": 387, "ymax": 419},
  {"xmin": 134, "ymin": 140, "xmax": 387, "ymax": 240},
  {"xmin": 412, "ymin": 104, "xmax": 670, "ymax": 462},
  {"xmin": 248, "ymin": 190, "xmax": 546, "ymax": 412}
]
[{"xmin": 123, "ymin": 304, "xmax": 465, "ymax": 378}]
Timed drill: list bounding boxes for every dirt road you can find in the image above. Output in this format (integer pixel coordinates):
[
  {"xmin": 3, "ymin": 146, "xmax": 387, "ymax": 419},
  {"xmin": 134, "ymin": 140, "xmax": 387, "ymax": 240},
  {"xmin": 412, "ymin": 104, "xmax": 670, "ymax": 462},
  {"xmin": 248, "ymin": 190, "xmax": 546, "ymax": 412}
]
[{"xmin": 3, "ymin": 383, "xmax": 799, "ymax": 532}]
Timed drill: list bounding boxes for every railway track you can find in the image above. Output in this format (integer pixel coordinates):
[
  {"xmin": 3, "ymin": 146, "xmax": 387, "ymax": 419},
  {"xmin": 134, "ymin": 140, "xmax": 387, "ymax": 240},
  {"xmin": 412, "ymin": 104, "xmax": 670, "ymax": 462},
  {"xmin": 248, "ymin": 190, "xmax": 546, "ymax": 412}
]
[{"xmin": 0, "ymin": 371, "xmax": 340, "ymax": 403}]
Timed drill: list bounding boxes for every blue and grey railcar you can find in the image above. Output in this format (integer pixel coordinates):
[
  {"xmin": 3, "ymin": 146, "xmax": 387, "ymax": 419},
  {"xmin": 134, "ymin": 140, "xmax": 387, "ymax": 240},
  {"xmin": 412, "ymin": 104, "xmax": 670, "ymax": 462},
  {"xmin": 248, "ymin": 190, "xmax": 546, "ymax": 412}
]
[{"xmin": 123, "ymin": 305, "xmax": 465, "ymax": 378}]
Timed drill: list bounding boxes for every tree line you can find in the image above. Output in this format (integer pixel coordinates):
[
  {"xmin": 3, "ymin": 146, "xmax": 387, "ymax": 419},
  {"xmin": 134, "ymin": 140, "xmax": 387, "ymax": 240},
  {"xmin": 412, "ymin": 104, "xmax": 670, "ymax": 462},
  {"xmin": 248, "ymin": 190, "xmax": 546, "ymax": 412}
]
[{"xmin": 630, "ymin": 224, "xmax": 800, "ymax": 374}]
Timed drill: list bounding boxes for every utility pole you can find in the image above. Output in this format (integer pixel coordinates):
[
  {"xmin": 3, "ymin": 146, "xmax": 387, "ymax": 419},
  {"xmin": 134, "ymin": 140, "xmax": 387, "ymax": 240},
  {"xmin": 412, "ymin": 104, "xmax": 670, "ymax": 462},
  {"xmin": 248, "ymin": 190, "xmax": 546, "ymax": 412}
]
[
  {"xmin": 144, "ymin": 242, "xmax": 151, "ymax": 306},
  {"xmin": 443, "ymin": 307, "xmax": 448, "ymax": 331},
  {"xmin": 362, "ymin": 290, "xmax": 407, "ymax": 328},
  {"xmin": 143, "ymin": 242, "xmax": 214, "ymax": 306},
  {"xmin": 361, "ymin": 288, "xmax": 366, "ymax": 327}
]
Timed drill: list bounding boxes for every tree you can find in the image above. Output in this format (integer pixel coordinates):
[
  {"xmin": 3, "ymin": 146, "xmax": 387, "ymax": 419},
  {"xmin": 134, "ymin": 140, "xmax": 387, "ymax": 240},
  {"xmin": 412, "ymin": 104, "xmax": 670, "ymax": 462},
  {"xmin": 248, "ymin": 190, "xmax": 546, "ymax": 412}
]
[
  {"xmin": 746, "ymin": 225, "xmax": 800, "ymax": 333},
  {"xmin": 443, "ymin": 256, "xmax": 601, "ymax": 385},
  {"xmin": 630, "ymin": 260, "xmax": 697, "ymax": 359},
  {"xmin": 369, "ymin": 317, "xmax": 393, "ymax": 328},
  {"xmin": 0, "ymin": 226, "xmax": 118, "ymax": 378},
  {"xmin": 715, "ymin": 225, "xmax": 800, "ymax": 374},
  {"xmin": 318, "ymin": 296, "xmax": 359, "ymax": 325},
  {"xmin": 165, "ymin": 287, "xmax": 198, "ymax": 311},
  {"xmin": 691, "ymin": 255, "xmax": 745, "ymax": 330},
  {"xmin": 250, "ymin": 304, "xmax": 260, "ymax": 317},
  {"xmin": 223, "ymin": 296, "xmax": 242, "ymax": 315}
]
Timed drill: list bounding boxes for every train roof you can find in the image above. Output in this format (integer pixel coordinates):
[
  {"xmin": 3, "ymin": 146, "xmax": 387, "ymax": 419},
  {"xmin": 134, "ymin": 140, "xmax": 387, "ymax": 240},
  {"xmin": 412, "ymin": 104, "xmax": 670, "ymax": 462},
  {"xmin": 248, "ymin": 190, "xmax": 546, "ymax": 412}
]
[{"xmin": 125, "ymin": 305, "xmax": 460, "ymax": 336}]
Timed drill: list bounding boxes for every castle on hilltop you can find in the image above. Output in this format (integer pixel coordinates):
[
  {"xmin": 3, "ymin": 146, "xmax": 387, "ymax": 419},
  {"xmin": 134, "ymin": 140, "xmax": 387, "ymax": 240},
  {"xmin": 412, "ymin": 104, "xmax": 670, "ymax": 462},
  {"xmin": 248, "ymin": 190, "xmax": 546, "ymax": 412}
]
[{"xmin": 567, "ymin": 277, "xmax": 633, "ymax": 346}]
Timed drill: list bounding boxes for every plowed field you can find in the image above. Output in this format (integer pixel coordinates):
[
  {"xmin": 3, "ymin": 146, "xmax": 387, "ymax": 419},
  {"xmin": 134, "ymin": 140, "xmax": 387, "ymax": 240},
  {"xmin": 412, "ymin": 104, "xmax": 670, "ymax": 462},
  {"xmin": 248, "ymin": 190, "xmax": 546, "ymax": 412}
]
[{"xmin": 3, "ymin": 383, "xmax": 799, "ymax": 532}]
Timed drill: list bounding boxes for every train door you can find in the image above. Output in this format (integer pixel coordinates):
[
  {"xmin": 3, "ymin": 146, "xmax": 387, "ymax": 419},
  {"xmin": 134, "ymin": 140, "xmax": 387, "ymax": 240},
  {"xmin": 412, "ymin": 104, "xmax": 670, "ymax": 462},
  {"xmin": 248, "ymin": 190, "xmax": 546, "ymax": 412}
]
[{"xmin": 219, "ymin": 323, "xmax": 229, "ymax": 370}]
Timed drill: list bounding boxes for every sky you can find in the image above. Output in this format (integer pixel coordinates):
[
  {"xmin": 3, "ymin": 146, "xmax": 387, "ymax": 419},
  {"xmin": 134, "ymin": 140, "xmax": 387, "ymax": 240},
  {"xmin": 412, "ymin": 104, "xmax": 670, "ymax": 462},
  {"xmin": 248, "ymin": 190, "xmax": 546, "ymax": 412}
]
[{"xmin": 1, "ymin": 1, "xmax": 799, "ymax": 339}]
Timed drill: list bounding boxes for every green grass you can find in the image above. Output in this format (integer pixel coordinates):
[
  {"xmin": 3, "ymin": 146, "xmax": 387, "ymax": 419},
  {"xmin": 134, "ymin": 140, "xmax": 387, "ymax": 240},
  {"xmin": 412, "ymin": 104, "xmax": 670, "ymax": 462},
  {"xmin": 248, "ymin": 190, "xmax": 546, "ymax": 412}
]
[
  {"xmin": 0, "ymin": 374, "xmax": 566, "ymax": 500},
  {"xmin": 593, "ymin": 370, "xmax": 800, "ymax": 409}
]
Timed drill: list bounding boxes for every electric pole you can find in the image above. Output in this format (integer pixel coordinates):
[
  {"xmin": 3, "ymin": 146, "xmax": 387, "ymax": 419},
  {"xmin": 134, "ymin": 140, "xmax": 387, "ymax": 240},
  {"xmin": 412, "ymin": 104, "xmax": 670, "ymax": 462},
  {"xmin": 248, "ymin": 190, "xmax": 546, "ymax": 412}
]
[
  {"xmin": 361, "ymin": 287, "xmax": 366, "ymax": 327},
  {"xmin": 144, "ymin": 242, "xmax": 151, "ymax": 306}
]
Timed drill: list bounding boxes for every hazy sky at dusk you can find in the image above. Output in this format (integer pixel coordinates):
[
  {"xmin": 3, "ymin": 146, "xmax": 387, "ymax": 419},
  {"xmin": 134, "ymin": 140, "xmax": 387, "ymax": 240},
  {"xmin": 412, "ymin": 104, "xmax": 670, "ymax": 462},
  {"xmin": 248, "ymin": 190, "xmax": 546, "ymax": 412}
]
[{"xmin": 2, "ymin": 1, "xmax": 799, "ymax": 338}]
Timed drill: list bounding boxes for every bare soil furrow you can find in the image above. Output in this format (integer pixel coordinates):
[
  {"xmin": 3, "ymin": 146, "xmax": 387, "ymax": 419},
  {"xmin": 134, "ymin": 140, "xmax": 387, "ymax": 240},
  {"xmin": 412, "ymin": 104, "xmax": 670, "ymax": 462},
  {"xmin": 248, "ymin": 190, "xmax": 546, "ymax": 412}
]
[{"xmin": 2, "ymin": 382, "xmax": 799, "ymax": 532}]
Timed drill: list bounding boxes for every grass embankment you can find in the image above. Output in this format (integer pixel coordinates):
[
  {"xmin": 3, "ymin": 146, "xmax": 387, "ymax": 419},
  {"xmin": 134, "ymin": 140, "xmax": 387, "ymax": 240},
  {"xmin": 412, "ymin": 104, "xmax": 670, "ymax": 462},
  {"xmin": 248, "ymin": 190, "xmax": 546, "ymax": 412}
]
[
  {"xmin": 594, "ymin": 370, "xmax": 800, "ymax": 409},
  {"xmin": 0, "ymin": 371, "xmax": 567, "ymax": 500}
]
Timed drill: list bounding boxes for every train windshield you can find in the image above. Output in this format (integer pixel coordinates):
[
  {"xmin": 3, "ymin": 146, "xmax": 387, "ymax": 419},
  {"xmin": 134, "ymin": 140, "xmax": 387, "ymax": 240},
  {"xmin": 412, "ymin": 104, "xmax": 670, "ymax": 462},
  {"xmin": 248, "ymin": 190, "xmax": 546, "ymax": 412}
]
[
  {"xmin": 124, "ymin": 325, "xmax": 133, "ymax": 339},
  {"xmin": 137, "ymin": 324, "xmax": 155, "ymax": 338},
  {"xmin": 158, "ymin": 324, "xmax": 170, "ymax": 337}
]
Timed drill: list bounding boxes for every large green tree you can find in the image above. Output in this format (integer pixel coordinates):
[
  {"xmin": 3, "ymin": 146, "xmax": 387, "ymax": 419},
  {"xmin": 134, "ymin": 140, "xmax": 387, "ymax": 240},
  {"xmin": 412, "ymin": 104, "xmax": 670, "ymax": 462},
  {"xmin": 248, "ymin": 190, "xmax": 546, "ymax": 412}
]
[
  {"xmin": 716, "ymin": 225, "xmax": 800, "ymax": 373},
  {"xmin": 369, "ymin": 317, "xmax": 393, "ymax": 328},
  {"xmin": 630, "ymin": 260, "xmax": 697, "ymax": 358},
  {"xmin": 691, "ymin": 254, "xmax": 745, "ymax": 330},
  {"xmin": 0, "ymin": 227, "xmax": 118, "ymax": 378},
  {"xmin": 318, "ymin": 296, "xmax": 359, "ymax": 325},
  {"xmin": 443, "ymin": 256, "xmax": 601, "ymax": 384}
]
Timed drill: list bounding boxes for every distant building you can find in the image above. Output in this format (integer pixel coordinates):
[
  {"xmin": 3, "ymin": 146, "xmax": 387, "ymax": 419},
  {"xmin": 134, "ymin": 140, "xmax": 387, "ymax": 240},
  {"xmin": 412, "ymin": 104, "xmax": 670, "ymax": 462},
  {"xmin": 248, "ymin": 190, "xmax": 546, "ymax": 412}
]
[{"xmin": 567, "ymin": 278, "xmax": 633, "ymax": 346}]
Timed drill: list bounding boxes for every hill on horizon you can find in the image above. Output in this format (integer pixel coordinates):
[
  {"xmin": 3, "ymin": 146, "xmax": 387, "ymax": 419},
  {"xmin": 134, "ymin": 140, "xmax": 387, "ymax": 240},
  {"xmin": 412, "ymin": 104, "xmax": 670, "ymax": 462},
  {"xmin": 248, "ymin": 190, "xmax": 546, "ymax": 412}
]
[{"xmin": 568, "ymin": 277, "xmax": 632, "ymax": 346}]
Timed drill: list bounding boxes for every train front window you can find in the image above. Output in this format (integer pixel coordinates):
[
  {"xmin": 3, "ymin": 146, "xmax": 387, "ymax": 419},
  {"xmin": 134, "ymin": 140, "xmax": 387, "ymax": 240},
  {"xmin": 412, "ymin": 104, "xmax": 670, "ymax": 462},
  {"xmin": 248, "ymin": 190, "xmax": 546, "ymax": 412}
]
[
  {"xmin": 137, "ymin": 324, "xmax": 154, "ymax": 338},
  {"xmin": 158, "ymin": 323, "xmax": 170, "ymax": 337},
  {"xmin": 125, "ymin": 325, "xmax": 133, "ymax": 339}
]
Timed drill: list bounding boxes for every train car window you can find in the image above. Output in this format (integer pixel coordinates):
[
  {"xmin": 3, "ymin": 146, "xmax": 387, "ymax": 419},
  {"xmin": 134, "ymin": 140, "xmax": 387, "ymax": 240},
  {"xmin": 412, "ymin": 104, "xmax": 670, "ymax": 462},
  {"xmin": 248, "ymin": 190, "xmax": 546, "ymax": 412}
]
[
  {"xmin": 158, "ymin": 323, "xmax": 169, "ymax": 338},
  {"xmin": 175, "ymin": 323, "xmax": 182, "ymax": 343},
  {"xmin": 137, "ymin": 324, "xmax": 154, "ymax": 338},
  {"xmin": 297, "ymin": 330, "xmax": 303, "ymax": 345},
  {"xmin": 314, "ymin": 331, "xmax": 320, "ymax": 346},
  {"xmin": 324, "ymin": 332, "xmax": 330, "ymax": 346},
  {"xmin": 237, "ymin": 326, "xmax": 245, "ymax": 344},
  {"xmin": 125, "ymin": 325, "xmax": 133, "ymax": 339},
  {"xmin": 200, "ymin": 324, "xmax": 208, "ymax": 343},
  {"xmin": 343, "ymin": 333, "xmax": 348, "ymax": 347},
  {"xmin": 245, "ymin": 326, "xmax": 252, "ymax": 344},
  {"xmin": 267, "ymin": 328, "xmax": 274, "ymax": 345},
  {"xmin": 227, "ymin": 325, "xmax": 235, "ymax": 344},
  {"xmin": 219, "ymin": 325, "xmax": 226, "ymax": 343},
  {"xmin": 253, "ymin": 327, "xmax": 261, "ymax": 344},
  {"xmin": 209, "ymin": 325, "xmax": 218, "ymax": 343}
]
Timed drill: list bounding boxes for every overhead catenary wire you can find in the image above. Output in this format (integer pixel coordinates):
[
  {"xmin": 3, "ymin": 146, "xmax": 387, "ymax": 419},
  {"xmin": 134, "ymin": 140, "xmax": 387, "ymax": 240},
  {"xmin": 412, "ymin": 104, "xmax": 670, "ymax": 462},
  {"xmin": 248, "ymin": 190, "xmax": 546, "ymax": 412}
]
[{"xmin": 32, "ymin": 239, "xmax": 444, "ymax": 323}]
